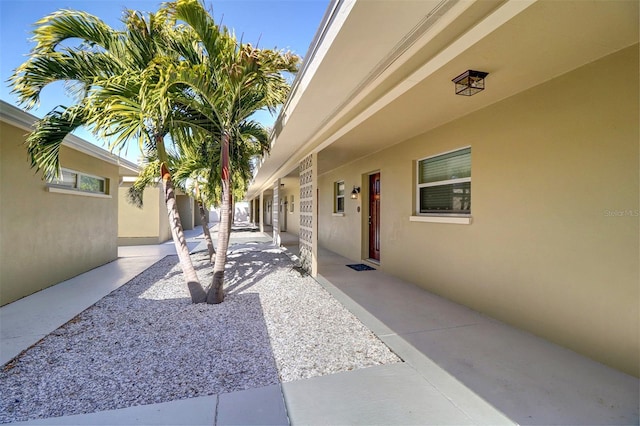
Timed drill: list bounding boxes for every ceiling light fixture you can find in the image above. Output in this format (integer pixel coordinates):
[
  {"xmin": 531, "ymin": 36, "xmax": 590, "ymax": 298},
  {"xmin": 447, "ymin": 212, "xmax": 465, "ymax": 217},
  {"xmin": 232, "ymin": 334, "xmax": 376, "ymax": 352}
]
[{"xmin": 452, "ymin": 70, "xmax": 488, "ymax": 96}]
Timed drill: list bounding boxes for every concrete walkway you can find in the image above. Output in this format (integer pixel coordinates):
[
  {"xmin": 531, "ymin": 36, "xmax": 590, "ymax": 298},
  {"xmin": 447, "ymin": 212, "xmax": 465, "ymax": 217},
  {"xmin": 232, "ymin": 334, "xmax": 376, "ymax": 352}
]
[
  {"xmin": 315, "ymin": 248, "xmax": 639, "ymax": 425},
  {"xmin": 1, "ymin": 226, "xmax": 638, "ymax": 425}
]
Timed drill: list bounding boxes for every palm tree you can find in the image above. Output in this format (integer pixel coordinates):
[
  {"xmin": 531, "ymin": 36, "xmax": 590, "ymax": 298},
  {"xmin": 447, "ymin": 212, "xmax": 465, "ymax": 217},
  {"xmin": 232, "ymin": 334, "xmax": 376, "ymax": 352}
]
[
  {"xmin": 11, "ymin": 1, "xmax": 298, "ymax": 305},
  {"xmin": 170, "ymin": 125, "xmax": 268, "ymax": 263},
  {"xmin": 9, "ymin": 7, "xmax": 209, "ymax": 302},
  {"xmin": 162, "ymin": 0, "xmax": 299, "ymax": 303}
]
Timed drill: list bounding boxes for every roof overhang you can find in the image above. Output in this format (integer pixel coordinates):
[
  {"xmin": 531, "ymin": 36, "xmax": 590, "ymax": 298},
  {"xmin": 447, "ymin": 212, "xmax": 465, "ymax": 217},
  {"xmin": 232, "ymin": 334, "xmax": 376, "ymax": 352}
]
[{"xmin": 246, "ymin": 0, "xmax": 639, "ymax": 199}]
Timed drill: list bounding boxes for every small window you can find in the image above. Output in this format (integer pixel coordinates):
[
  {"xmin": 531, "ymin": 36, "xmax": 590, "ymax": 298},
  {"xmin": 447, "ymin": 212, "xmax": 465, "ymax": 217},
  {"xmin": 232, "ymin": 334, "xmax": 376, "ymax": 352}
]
[
  {"xmin": 79, "ymin": 174, "xmax": 106, "ymax": 193},
  {"xmin": 50, "ymin": 168, "xmax": 108, "ymax": 194},
  {"xmin": 290, "ymin": 195, "xmax": 294, "ymax": 212},
  {"xmin": 334, "ymin": 181, "xmax": 345, "ymax": 213},
  {"xmin": 417, "ymin": 147, "xmax": 470, "ymax": 215}
]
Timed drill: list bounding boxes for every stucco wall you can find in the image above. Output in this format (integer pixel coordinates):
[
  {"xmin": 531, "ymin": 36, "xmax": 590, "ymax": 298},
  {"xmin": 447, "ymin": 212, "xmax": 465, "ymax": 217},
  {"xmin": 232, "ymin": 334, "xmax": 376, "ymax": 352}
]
[
  {"xmin": 263, "ymin": 194, "xmax": 273, "ymax": 226},
  {"xmin": 278, "ymin": 176, "xmax": 300, "ymax": 235},
  {"xmin": 117, "ymin": 182, "xmax": 171, "ymax": 246},
  {"xmin": 317, "ymin": 46, "xmax": 639, "ymax": 376},
  {"xmin": 176, "ymin": 194, "xmax": 194, "ymax": 231},
  {"xmin": 1, "ymin": 124, "xmax": 119, "ymax": 305}
]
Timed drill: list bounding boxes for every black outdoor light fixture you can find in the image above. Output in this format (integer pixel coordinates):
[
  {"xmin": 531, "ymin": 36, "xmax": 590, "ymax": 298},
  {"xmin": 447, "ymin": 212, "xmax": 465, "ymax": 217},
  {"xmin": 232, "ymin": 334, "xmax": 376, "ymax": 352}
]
[
  {"xmin": 351, "ymin": 186, "xmax": 361, "ymax": 199},
  {"xmin": 452, "ymin": 70, "xmax": 488, "ymax": 96}
]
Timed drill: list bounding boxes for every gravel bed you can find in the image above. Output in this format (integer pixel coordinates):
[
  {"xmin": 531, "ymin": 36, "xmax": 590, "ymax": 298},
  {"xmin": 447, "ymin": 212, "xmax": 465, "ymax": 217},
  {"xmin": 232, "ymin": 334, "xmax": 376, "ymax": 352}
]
[{"xmin": 0, "ymin": 243, "xmax": 400, "ymax": 423}]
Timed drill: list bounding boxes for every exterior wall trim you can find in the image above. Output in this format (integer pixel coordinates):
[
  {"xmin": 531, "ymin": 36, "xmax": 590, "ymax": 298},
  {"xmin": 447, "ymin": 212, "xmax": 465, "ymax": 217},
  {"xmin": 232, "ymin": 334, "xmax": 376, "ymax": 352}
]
[
  {"xmin": 48, "ymin": 187, "xmax": 112, "ymax": 199},
  {"xmin": 409, "ymin": 215, "xmax": 472, "ymax": 224}
]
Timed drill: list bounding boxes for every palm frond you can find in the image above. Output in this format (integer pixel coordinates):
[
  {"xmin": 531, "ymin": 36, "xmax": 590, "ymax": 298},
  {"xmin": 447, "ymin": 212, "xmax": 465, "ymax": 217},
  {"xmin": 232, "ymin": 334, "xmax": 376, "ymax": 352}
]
[
  {"xmin": 31, "ymin": 9, "xmax": 118, "ymax": 53},
  {"xmin": 126, "ymin": 159, "xmax": 160, "ymax": 208},
  {"xmin": 26, "ymin": 105, "xmax": 87, "ymax": 179}
]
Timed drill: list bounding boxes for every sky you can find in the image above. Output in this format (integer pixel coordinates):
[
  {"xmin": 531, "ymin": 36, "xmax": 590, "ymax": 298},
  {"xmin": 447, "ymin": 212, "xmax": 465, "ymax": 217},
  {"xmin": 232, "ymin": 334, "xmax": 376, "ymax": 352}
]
[{"xmin": 0, "ymin": 0, "xmax": 329, "ymax": 162}]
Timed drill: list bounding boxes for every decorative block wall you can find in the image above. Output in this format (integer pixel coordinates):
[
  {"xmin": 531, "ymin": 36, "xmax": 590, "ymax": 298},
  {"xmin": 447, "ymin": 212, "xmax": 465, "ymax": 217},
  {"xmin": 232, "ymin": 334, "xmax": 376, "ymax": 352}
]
[{"xmin": 299, "ymin": 154, "xmax": 314, "ymax": 272}]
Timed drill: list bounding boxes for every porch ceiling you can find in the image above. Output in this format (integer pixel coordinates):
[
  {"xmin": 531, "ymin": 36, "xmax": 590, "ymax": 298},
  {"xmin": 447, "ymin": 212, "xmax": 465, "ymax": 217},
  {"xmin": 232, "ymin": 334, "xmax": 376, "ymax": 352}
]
[{"xmin": 246, "ymin": 0, "xmax": 639, "ymax": 199}]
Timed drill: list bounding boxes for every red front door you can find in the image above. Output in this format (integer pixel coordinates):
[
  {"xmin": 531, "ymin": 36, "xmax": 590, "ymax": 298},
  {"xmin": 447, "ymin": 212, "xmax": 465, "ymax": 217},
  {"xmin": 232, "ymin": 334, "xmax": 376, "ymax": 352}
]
[{"xmin": 369, "ymin": 173, "xmax": 381, "ymax": 261}]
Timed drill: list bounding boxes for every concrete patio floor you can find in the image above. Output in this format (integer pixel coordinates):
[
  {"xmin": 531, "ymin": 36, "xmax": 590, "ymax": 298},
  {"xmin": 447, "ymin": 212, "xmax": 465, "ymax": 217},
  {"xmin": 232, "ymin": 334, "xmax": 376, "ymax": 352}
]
[{"xmin": 1, "ymin": 225, "xmax": 638, "ymax": 425}]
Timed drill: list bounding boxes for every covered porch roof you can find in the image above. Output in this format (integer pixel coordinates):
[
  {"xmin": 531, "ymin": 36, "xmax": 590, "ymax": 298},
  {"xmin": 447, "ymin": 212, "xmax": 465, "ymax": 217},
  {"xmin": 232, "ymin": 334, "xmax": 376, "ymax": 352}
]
[{"xmin": 246, "ymin": 0, "xmax": 638, "ymax": 199}]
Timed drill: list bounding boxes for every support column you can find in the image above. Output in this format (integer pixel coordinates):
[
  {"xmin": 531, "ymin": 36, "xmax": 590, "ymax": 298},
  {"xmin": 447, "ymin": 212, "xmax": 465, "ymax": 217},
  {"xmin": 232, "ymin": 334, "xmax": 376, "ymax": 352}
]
[
  {"xmin": 273, "ymin": 179, "xmax": 281, "ymax": 246},
  {"xmin": 299, "ymin": 152, "xmax": 318, "ymax": 276},
  {"xmin": 259, "ymin": 191, "xmax": 264, "ymax": 233},
  {"xmin": 252, "ymin": 199, "xmax": 257, "ymax": 227}
]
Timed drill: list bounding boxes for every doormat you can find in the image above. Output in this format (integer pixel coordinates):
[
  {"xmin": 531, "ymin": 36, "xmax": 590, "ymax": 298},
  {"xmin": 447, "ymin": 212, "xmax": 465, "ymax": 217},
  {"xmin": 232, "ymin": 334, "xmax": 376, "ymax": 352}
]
[{"xmin": 346, "ymin": 264, "xmax": 376, "ymax": 271}]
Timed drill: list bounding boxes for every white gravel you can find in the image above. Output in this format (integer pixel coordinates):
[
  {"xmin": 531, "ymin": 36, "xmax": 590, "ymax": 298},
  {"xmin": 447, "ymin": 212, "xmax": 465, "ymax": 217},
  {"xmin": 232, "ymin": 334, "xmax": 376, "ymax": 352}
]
[{"xmin": 0, "ymin": 243, "xmax": 400, "ymax": 423}]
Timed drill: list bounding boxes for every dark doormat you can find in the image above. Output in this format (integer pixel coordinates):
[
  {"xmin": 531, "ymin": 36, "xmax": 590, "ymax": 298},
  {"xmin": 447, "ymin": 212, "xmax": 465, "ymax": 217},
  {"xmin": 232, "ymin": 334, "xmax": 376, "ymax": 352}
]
[{"xmin": 346, "ymin": 264, "xmax": 376, "ymax": 271}]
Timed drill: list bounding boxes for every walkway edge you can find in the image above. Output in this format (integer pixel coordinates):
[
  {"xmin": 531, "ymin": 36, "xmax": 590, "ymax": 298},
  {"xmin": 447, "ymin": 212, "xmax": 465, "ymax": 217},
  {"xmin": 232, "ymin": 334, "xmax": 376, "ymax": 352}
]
[{"xmin": 1, "ymin": 256, "xmax": 164, "ymax": 366}]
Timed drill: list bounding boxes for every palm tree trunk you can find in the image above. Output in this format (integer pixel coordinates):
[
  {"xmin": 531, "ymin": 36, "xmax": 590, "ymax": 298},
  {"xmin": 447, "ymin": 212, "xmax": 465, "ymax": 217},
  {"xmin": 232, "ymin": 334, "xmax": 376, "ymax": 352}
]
[
  {"xmin": 198, "ymin": 200, "xmax": 216, "ymax": 262},
  {"xmin": 157, "ymin": 141, "xmax": 207, "ymax": 303},
  {"xmin": 207, "ymin": 132, "xmax": 230, "ymax": 304},
  {"xmin": 194, "ymin": 181, "xmax": 215, "ymax": 262}
]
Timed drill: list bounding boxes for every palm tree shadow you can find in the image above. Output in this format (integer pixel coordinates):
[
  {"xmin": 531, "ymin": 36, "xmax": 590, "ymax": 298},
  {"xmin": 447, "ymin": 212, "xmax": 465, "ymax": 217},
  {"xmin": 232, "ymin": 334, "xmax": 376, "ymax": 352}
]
[
  {"xmin": 141, "ymin": 246, "xmax": 288, "ymax": 300},
  {"xmin": 161, "ymin": 250, "xmax": 213, "ymax": 282},
  {"xmin": 224, "ymin": 244, "xmax": 291, "ymax": 296}
]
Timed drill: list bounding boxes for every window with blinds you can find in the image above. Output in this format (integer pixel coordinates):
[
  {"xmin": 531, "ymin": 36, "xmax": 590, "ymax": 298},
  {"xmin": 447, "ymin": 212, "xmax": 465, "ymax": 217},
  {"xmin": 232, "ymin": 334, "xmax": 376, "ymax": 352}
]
[
  {"xmin": 417, "ymin": 147, "xmax": 471, "ymax": 214},
  {"xmin": 334, "ymin": 181, "xmax": 345, "ymax": 213}
]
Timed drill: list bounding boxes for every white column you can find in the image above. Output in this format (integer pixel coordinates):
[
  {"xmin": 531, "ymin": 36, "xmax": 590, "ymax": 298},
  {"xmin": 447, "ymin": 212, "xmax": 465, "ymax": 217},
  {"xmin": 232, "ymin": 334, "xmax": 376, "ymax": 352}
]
[
  {"xmin": 259, "ymin": 191, "xmax": 264, "ymax": 233},
  {"xmin": 273, "ymin": 179, "xmax": 281, "ymax": 246}
]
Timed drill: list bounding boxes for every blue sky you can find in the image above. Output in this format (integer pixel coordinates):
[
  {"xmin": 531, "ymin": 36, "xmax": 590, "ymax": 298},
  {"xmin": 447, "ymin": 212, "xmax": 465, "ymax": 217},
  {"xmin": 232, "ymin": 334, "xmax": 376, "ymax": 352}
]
[{"xmin": 0, "ymin": 0, "xmax": 329, "ymax": 162}]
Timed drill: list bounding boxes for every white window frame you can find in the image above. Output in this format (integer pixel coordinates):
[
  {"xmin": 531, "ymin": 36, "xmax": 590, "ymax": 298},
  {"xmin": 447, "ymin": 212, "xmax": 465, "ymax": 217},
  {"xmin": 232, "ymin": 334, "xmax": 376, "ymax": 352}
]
[
  {"xmin": 334, "ymin": 180, "xmax": 345, "ymax": 215},
  {"xmin": 47, "ymin": 167, "xmax": 110, "ymax": 197},
  {"xmin": 413, "ymin": 146, "xmax": 471, "ymax": 224}
]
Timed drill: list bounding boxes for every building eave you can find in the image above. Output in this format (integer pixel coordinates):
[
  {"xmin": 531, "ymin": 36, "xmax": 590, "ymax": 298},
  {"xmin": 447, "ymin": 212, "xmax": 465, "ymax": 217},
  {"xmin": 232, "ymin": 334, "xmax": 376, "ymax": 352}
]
[{"xmin": 0, "ymin": 100, "xmax": 140, "ymax": 176}]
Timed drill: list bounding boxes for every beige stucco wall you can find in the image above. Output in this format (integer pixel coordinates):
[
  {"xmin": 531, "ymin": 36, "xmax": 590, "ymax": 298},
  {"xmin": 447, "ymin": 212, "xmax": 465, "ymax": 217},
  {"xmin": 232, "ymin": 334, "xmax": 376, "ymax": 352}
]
[
  {"xmin": 0, "ymin": 124, "xmax": 119, "ymax": 305},
  {"xmin": 263, "ymin": 193, "xmax": 274, "ymax": 226},
  {"xmin": 118, "ymin": 182, "xmax": 171, "ymax": 245},
  {"xmin": 176, "ymin": 194, "xmax": 194, "ymax": 231},
  {"xmin": 317, "ymin": 46, "xmax": 639, "ymax": 376},
  {"xmin": 278, "ymin": 176, "xmax": 300, "ymax": 235}
]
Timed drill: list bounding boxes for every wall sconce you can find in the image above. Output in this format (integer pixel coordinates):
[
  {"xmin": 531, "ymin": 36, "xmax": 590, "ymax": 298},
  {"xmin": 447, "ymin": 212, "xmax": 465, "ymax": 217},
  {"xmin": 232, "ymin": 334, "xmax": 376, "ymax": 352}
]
[
  {"xmin": 452, "ymin": 70, "xmax": 488, "ymax": 96},
  {"xmin": 350, "ymin": 186, "xmax": 361, "ymax": 199}
]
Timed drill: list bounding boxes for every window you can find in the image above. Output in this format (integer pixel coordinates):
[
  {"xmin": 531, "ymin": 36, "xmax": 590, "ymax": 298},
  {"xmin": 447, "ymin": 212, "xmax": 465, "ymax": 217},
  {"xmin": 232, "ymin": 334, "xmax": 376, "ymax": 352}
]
[
  {"xmin": 334, "ymin": 181, "xmax": 345, "ymax": 213},
  {"xmin": 290, "ymin": 195, "xmax": 294, "ymax": 212},
  {"xmin": 417, "ymin": 147, "xmax": 470, "ymax": 215},
  {"xmin": 50, "ymin": 168, "xmax": 108, "ymax": 195},
  {"xmin": 55, "ymin": 169, "xmax": 77, "ymax": 189}
]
